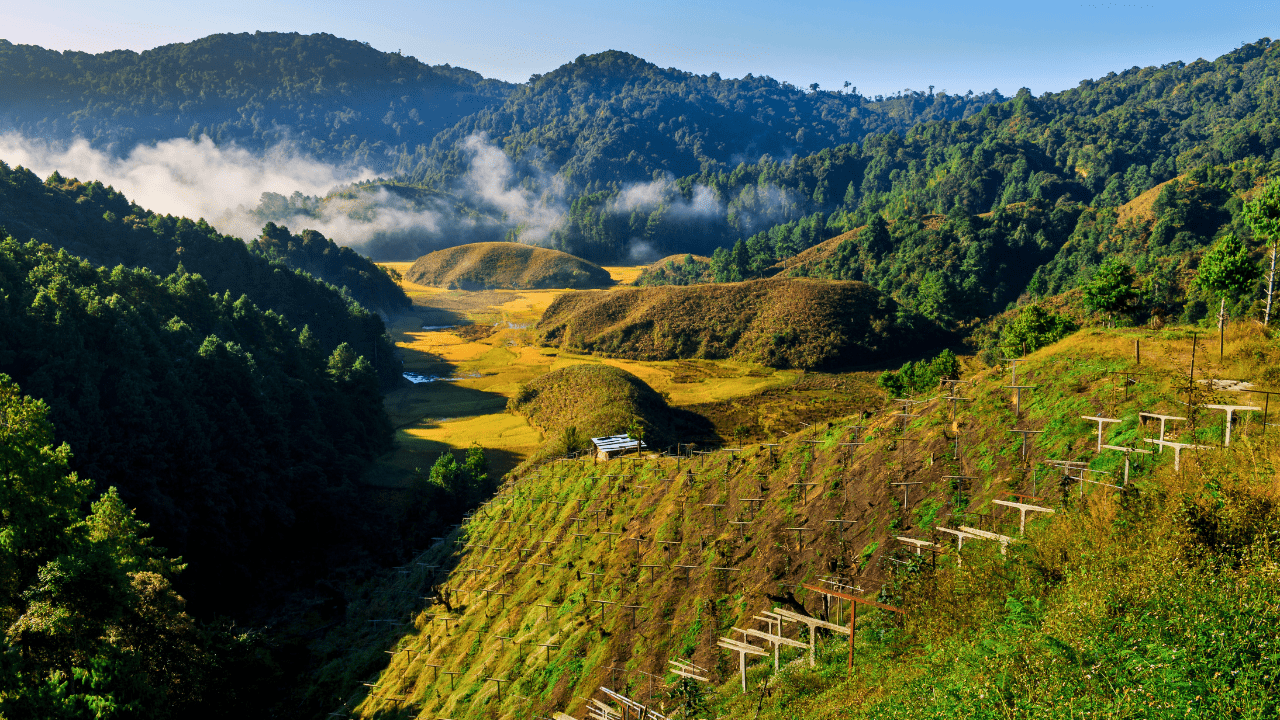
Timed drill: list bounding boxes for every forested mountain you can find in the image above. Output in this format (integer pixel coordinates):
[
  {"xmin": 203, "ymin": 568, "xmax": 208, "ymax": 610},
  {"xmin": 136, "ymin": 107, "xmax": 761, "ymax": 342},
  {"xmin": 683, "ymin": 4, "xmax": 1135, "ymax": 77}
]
[
  {"xmin": 615, "ymin": 39, "xmax": 1280, "ymax": 326},
  {"xmin": 0, "ymin": 162, "xmax": 402, "ymax": 383},
  {"xmin": 397, "ymin": 50, "xmax": 1001, "ymax": 188},
  {"xmin": 0, "ymin": 32, "xmax": 515, "ymax": 164}
]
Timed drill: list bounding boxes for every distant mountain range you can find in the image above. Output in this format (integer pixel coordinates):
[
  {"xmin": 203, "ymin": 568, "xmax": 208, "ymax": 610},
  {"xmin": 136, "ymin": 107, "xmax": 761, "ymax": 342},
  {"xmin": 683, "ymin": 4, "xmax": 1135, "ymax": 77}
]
[{"xmin": 4, "ymin": 32, "xmax": 1279, "ymax": 327}]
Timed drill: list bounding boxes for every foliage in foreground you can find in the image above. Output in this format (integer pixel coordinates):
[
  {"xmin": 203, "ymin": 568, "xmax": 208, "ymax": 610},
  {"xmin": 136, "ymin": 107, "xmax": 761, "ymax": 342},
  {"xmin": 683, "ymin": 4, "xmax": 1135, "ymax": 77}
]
[
  {"xmin": 0, "ymin": 235, "xmax": 390, "ymax": 618},
  {"xmin": 0, "ymin": 375, "xmax": 277, "ymax": 718},
  {"xmin": 708, "ymin": 420, "xmax": 1280, "ymax": 720}
]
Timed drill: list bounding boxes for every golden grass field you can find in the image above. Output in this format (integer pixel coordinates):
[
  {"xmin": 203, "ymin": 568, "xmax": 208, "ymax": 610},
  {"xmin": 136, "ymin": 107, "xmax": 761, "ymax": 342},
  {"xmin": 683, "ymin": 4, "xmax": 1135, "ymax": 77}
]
[{"xmin": 370, "ymin": 263, "xmax": 802, "ymax": 485}]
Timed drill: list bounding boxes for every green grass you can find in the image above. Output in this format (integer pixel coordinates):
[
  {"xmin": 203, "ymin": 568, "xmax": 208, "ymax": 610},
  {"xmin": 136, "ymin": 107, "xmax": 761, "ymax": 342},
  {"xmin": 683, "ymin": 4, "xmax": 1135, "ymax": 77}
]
[{"xmin": 306, "ymin": 322, "xmax": 1280, "ymax": 720}]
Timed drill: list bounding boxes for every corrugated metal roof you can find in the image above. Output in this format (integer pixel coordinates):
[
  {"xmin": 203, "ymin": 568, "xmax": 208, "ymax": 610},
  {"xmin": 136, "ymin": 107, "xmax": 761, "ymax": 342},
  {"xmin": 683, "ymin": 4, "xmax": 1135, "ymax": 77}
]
[{"xmin": 591, "ymin": 434, "xmax": 646, "ymax": 452}]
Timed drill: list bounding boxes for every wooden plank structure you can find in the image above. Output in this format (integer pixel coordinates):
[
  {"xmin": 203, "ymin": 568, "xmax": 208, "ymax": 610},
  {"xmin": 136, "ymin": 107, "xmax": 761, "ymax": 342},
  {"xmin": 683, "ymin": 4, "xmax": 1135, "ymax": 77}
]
[
  {"xmin": 801, "ymin": 584, "xmax": 903, "ymax": 669},
  {"xmin": 591, "ymin": 435, "xmax": 647, "ymax": 461}
]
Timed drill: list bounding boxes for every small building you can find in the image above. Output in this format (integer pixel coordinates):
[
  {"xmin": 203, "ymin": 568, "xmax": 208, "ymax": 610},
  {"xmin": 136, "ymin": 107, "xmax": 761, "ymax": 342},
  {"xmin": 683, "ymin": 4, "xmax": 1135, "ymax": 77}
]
[{"xmin": 591, "ymin": 434, "xmax": 646, "ymax": 461}]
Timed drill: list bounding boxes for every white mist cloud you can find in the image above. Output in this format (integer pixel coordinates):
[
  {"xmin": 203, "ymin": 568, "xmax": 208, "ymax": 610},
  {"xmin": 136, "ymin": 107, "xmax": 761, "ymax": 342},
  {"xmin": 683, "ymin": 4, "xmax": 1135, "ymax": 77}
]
[
  {"xmin": 460, "ymin": 134, "xmax": 566, "ymax": 244},
  {"xmin": 0, "ymin": 133, "xmax": 378, "ymax": 236},
  {"xmin": 609, "ymin": 176, "xmax": 725, "ymax": 219}
]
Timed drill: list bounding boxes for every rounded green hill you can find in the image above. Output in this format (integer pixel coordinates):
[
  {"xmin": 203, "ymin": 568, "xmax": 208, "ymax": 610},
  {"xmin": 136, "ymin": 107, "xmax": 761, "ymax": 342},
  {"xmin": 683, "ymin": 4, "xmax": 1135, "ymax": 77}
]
[
  {"xmin": 507, "ymin": 364, "xmax": 711, "ymax": 452},
  {"xmin": 405, "ymin": 242, "xmax": 612, "ymax": 290}
]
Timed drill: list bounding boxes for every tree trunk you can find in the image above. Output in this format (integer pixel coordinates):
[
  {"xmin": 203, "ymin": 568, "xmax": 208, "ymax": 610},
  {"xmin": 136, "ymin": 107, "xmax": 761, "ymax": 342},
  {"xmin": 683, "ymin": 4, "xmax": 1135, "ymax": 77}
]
[
  {"xmin": 1218, "ymin": 297, "xmax": 1226, "ymax": 331},
  {"xmin": 1267, "ymin": 245, "xmax": 1276, "ymax": 326}
]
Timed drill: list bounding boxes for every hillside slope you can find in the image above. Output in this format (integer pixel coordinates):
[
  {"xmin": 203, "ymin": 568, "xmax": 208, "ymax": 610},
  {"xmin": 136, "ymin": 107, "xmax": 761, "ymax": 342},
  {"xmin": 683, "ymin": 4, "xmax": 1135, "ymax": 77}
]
[
  {"xmin": 405, "ymin": 242, "xmax": 613, "ymax": 289},
  {"xmin": 304, "ymin": 324, "xmax": 1280, "ymax": 720},
  {"xmin": 537, "ymin": 277, "xmax": 945, "ymax": 369}
]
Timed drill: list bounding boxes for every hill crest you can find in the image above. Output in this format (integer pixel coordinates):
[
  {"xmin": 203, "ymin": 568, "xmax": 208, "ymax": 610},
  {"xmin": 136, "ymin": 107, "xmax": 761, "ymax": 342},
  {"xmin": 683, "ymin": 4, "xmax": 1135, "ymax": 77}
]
[{"xmin": 405, "ymin": 242, "xmax": 613, "ymax": 290}]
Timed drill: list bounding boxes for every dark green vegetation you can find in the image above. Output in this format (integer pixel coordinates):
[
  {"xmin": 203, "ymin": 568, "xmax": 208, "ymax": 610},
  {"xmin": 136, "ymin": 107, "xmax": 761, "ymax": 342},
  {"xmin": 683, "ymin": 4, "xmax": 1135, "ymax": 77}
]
[
  {"xmin": 0, "ymin": 162, "xmax": 401, "ymax": 382},
  {"xmin": 0, "ymin": 375, "xmax": 281, "ymax": 718},
  {"xmin": 252, "ymin": 221, "xmax": 410, "ymax": 315},
  {"xmin": 400, "ymin": 50, "xmax": 999, "ymax": 187},
  {"xmin": 0, "ymin": 32, "xmax": 514, "ymax": 163},
  {"xmin": 634, "ymin": 254, "xmax": 711, "ymax": 286},
  {"xmin": 405, "ymin": 242, "xmax": 613, "ymax": 289},
  {"xmin": 538, "ymin": 277, "xmax": 947, "ymax": 369},
  {"xmin": 507, "ymin": 364, "xmax": 714, "ymax": 455},
  {"xmin": 875, "ymin": 348, "xmax": 960, "ymax": 397},
  {"xmin": 0, "ymin": 234, "xmax": 390, "ymax": 619}
]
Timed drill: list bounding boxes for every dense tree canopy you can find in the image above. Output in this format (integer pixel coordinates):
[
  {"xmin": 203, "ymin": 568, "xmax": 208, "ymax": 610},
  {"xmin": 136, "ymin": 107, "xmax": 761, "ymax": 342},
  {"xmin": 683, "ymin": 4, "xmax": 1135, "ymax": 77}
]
[
  {"xmin": 0, "ymin": 32, "xmax": 514, "ymax": 165},
  {"xmin": 0, "ymin": 375, "xmax": 276, "ymax": 718},
  {"xmin": 0, "ymin": 162, "xmax": 401, "ymax": 384},
  {"xmin": 0, "ymin": 235, "xmax": 390, "ymax": 617}
]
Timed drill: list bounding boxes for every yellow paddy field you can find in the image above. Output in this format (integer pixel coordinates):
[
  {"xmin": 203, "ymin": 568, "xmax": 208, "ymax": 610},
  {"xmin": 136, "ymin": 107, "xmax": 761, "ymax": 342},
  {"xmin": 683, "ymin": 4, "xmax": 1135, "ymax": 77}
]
[{"xmin": 369, "ymin": 264, "xmax": 801, "ymax": 485}]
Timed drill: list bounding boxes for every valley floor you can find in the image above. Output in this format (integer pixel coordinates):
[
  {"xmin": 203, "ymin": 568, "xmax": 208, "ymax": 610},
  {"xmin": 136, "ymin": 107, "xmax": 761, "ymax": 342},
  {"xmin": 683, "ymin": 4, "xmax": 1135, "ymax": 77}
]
[{"xmin": 368, "ymin": 264, "xmax": 867, "ymax": 485}]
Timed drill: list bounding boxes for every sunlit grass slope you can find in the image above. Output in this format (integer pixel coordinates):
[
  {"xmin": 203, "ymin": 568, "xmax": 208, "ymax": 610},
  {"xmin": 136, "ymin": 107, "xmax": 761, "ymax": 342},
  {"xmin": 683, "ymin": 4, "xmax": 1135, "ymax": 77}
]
[
  {"xmin": 406, "ymin": 242, "xmax": 613, "ymax": 290},
  {"xmin": 538, "ymin": 277, "xmax": 946, "ymax": 370},
  {"xmin": 318, "ymin": 321, "xmax": 1280, "ymax": 720}
]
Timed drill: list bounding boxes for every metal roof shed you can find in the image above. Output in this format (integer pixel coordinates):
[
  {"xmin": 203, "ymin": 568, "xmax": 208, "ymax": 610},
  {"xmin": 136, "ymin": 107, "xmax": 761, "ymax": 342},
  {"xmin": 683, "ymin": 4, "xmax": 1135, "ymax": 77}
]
[{"xmin": 591, "ymin": 434, "xmax": 646, "ymax": 460}]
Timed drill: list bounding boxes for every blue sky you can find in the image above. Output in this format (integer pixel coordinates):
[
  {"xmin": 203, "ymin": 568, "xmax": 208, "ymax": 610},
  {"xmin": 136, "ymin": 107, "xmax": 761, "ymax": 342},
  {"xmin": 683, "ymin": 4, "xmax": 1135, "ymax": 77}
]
[{"xmin": 4, "ymin": 1, "xmax": 1277, "ymax": 96}]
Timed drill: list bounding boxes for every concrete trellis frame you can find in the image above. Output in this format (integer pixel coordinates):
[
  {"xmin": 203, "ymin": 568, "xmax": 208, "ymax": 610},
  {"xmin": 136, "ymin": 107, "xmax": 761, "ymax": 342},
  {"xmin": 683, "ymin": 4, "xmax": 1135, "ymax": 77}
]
[
  {"xmin": 1139, "ymin": 412, "xmax": 1186, "ymax": 445},
  {"xmin": 1100, "ymin": 444, "xmax": 1153, "ymax": 485},
  {"xmin": 991, "ymin": 499, "xmax": 1055, "ymax": 535},
  {"xmin": 667, "ymin": 659, "xmax": 709, "ymax": 683},
  {"xmin": 790, "ymin": 481, "xmax": 818, "ymax": 504},
  {"xmin": 785, "ymin": 527, "xmax": 813, "ymax": 551},
  {"xmin": 894, "ymin": 536, "xmax": 938, "ymax": 555},
  {"xmin": 1006, "ymin": 428, "xmax": 1045, "ymax": 463},
  {"xmin": 935, "ymin": 525, "xmax": 978, "ymax": 555},
  {"xmin": 1203, "ymin": 404, "xmax": 1262, "ymax": 446},
  {"xmin": 957, "ymin": 525, "xmax": 1017, "ymax": 554},
  {"xmin": 825, "ymin": 518, "xmax": 858, "ymax": 538},
  {"xmin": 1004, "ymin": 384, "xmax": 1037, "ymax": 418},
  {"xmin": 1081, "ymin": 415, "xmax": 1122, "ymax": 452},
  {"xmin": 716, "ymin": 636, "xmax": 770, "ymax": 692},
  {"xmin": 889, "ymin": 481, "xmax": 923, "ymax": 509},
  {"xmin": 730, "ymin": 626, "xmax": 807, "ymax": 670},
  {"xmin": 1142, "ymin": 438, "xmax": 1213, "ymax": 472},
  {"xmin": 771, "ymin": 605, "xmax": 849, "ymax": 668}
]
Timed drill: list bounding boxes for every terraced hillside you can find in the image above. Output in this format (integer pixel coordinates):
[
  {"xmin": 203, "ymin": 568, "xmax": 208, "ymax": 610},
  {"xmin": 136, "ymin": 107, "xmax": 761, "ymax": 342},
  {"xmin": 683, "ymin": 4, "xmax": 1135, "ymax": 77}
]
[
  {"xmin": 406, "ymin": 242, "xmax": 614, "ymax": 290},
  {"xmin": 538, "ymin": 277, "xmax": 946, "ymax": 369},
  {"xmin": 307, "ymin": 323, "xmax": 1280, "ymax": 720}
]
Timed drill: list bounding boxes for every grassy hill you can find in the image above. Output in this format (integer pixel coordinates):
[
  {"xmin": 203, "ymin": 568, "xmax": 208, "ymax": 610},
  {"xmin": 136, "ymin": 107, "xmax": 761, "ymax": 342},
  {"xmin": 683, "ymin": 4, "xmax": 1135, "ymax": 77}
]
[
  {"xmin": 537, "ymin": 277, "xmax": 946, "ymax": 370},
  {"xmin": 405, "ymin": 242, "xmax": 614, "ymax": 290},
  {"xmin": 300, "ymin": 323, "xmax": 1280, "ymax": 720},
  {"xmin": 507, "ymin": 364, "xmax": 716, "ymax": 455}
]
